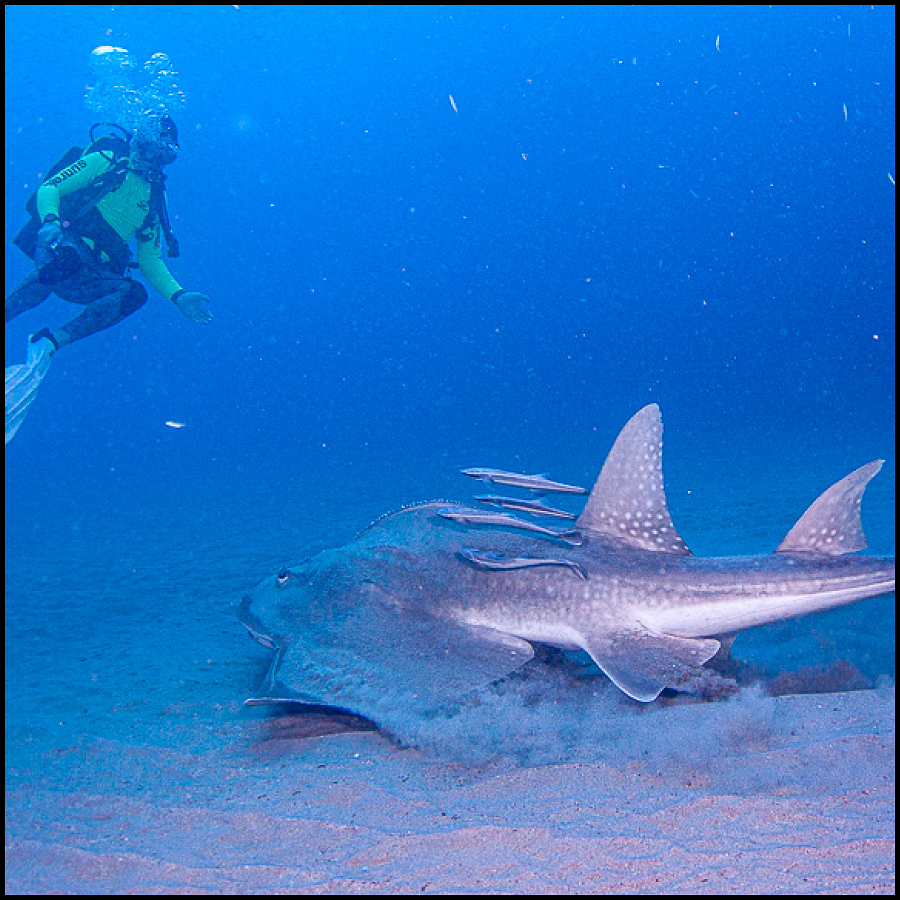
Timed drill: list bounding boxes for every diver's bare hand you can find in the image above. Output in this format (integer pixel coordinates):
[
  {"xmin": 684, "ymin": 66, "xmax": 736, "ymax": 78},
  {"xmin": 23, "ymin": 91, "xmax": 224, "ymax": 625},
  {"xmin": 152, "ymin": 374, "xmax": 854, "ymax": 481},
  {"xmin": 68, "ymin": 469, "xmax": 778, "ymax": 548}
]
[{"xmin": 172, "ymin": 290, "xmax": 213, "ymax": 324}]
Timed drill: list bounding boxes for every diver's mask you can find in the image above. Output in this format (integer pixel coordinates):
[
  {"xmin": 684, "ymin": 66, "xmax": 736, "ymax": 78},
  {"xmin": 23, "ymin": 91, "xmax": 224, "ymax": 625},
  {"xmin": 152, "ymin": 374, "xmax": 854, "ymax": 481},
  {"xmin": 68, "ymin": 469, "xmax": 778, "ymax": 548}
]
[{"xmin": 132, "ymin": 115, "xmax": 179, "ymax": 171}]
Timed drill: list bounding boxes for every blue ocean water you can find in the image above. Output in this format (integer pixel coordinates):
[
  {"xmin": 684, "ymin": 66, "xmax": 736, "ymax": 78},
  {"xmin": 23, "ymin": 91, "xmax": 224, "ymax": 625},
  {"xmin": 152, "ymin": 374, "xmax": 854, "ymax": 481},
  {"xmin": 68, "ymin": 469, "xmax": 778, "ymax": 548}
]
[
  {"xmin": 3, "ymin": 7, "xmax": 896, "ymax": 891},
  {"xmin": 5, "ymin": 5, "xmax": 894, "ymax": 507}
]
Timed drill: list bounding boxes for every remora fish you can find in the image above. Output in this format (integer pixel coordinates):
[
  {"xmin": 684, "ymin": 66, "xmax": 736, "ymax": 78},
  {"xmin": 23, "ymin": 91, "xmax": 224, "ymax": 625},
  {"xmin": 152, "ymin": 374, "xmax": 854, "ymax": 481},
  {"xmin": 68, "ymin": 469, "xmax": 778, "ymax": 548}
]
[
  {"xmin": 475, "ymin": 494, "xmax": 577, "ymax": 519},
  {"xmin": 240, "ymin": 404, "xmax": 894, "ymax": 725},
  {"xmin": 458, "ymin": 547, "xmax": 588, "ymax": 580},
  {"xmin": 436, "ymin": 505, "xmax": 583, "ymax": 545},
  {"xmin": 461, "ymin": 467, "xmax": 588, "ymax": 494}
]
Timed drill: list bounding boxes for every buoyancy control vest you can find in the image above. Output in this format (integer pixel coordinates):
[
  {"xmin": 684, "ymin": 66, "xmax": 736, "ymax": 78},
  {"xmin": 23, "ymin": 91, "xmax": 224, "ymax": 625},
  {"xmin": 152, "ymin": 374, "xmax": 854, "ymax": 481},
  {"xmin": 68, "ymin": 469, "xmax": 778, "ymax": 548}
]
[{"xmin": 13, "ymin": 123, "xmax": 180, "ymax": 274}]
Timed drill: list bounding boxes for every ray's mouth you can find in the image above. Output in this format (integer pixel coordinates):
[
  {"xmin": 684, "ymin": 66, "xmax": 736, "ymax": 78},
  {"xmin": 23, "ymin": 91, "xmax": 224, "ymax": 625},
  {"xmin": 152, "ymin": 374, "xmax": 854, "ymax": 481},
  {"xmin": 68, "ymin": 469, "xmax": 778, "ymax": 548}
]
[{"xmin": 238, "ymin": 595, "xmax": 278, "ymax": 649}]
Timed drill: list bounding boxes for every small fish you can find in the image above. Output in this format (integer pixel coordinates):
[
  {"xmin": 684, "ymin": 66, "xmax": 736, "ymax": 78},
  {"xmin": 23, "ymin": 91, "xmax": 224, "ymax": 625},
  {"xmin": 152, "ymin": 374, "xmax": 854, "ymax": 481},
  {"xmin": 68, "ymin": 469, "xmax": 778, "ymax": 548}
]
[
  {"xmin": 461, "ymin": 468, "xmax": 588, "ymax": 494},
  {"xmin": 449, "ymin": 94, "xmax": 458, "ymax": 114},
  {"xmin": 165, "ymin": 420, "xmax": 186, "ymax": 429},
  {"xmin": 475, "ymin": 494, "xmax": 576, "ymax": 520},
  {"xmin": 458, "ymin": 548, "xmax": 588, "ymax": 580},
  {"xmin": 436, "ymin": 505, "xmax": 583, "ymax": 545},
  {"xmin": 703, "ymin": 84, "xmax": 718, "ymax": 95},
  {"xmin": 843, "ymin": 103, "xmax": 849, "ymax": 122},
  {"xmin": 715, "ymin": 34, "xmax": 720, "ymax": 52}
]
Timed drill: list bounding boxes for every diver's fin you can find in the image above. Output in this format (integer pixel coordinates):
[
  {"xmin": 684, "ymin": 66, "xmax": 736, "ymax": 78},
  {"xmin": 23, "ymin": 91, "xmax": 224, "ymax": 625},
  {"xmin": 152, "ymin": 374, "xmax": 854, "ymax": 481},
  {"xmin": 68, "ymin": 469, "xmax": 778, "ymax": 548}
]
[
  {"xmin": 776, "ymin": 460, "xmax": 883, "ymax": 556},
  {"xmin": 5, "ymin": 336, "xmax": 54, "ymax": 445}
]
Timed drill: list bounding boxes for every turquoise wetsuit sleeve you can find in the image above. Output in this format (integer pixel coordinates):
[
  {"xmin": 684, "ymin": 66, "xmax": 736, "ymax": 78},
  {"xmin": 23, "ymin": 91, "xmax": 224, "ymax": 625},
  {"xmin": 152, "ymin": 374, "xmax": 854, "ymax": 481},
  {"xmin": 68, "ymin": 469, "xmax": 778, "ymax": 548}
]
[
  {"xmin": 35, "ymin": 152, "xmax": 114, "ymax": 222},
  {"xmin": 136, "ymin": 225, "xmax": 183, "ymax": 301}
]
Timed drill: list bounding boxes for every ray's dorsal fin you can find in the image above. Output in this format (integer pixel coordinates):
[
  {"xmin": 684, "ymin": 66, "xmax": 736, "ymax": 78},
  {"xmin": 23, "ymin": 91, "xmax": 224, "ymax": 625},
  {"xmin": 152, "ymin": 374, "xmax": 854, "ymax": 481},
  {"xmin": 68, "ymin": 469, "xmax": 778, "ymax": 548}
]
[
  {"xmin": 776, "ymin": 460, "xmax": 883, "ymax": 556},
  {"xmin": 576, "ymin": 404, "xmax": 691, "ymax": 555}
]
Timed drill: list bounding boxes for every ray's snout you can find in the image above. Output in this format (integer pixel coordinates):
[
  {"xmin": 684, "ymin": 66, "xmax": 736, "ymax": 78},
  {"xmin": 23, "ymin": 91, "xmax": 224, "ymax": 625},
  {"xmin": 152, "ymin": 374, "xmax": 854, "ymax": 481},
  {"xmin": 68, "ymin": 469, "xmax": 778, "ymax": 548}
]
[{"xmin": 238, "ymin": 591, "xmax": 279, "ymax": 650}]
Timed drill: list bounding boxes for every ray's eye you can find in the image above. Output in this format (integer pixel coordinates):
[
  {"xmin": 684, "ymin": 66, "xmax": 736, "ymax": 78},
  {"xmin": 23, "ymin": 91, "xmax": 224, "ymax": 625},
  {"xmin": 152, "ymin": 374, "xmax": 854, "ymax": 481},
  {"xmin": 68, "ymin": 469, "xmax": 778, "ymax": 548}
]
[{"xmin": 276, "ymin": 567, "xmax": 294, "ymax": 586}]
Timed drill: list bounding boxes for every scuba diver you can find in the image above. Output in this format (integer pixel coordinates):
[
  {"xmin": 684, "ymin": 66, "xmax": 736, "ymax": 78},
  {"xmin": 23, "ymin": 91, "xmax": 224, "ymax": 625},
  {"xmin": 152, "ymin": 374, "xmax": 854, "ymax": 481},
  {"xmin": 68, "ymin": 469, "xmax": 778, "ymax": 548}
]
[
  {"xmin": 5, "ymin": 114, "xmax": 211, "ymax": 443},
  {"xmin": 6, "ymin": 115, "xmax": 211, "ymax": 352}
]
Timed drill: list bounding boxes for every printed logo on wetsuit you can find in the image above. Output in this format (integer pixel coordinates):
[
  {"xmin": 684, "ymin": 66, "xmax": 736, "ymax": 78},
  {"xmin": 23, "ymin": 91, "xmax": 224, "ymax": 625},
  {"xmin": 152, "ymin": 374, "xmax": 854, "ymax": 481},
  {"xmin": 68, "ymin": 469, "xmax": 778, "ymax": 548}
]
[{"xmin": 45, "ymin": 159, "xmax": 88, "ymax": 187}]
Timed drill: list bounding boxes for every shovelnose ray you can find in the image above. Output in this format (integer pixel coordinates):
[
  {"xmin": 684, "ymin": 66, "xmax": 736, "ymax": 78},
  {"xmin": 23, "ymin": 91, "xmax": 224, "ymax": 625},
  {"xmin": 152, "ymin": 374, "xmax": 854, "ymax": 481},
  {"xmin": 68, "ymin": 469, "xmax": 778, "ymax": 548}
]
[
  {"xmin": 240, "ymin": 405, "xmax": 894, "ymax": 725},
  {"xmin": 461, "ymin": 467, "xmax": 588, "ymax": 494}
]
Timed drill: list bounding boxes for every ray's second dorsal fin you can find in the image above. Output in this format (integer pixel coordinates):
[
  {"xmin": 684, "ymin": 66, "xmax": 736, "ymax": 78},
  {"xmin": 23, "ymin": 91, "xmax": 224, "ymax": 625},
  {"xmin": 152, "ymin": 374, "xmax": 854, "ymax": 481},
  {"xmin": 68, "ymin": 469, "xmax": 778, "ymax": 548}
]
[
  {"xmin": 576, "ymin": 404, "xmax": 691, "ymax": 555},
  {"xmin": 776, "ymin": 460, "xmax": 883, "ymax": 556}
]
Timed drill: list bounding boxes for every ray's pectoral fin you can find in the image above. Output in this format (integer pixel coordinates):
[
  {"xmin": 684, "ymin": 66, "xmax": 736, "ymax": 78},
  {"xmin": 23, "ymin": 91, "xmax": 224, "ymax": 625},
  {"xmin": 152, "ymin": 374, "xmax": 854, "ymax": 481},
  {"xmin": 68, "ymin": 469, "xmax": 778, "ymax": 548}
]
[
  {"xmin": 249, "ymin": 582, "xmax": 535, "ymax": 718},
  {"xmin": 576, "ymin": 623, "xmax": 721, "ymax": 702}
]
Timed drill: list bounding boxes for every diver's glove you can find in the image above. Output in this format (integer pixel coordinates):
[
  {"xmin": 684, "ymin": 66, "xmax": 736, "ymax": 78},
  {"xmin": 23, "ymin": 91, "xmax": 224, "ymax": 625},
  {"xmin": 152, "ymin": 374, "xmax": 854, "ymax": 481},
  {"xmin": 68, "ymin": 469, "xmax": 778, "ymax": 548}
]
[
  {"xmin": 171, "ymin": 290, "xmax": 213, "ymax": 324},
  {"xmin": 34, "ymin": 219, "xmax": 63, "ymax": 270}
]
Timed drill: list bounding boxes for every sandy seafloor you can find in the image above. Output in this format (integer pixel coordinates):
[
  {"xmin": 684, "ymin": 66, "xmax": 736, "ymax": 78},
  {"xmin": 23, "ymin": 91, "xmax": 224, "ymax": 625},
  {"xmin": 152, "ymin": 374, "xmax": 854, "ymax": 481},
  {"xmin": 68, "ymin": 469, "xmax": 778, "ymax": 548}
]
[{"xmin": 5, "ymin": 446, "xmax": 895, "ymax": 894}]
